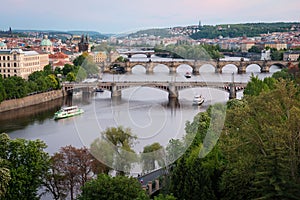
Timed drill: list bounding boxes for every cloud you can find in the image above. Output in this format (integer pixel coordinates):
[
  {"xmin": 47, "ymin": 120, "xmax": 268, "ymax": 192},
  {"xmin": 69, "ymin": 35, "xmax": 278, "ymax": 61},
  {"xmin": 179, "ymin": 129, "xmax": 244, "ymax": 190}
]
[{"xmin": 0, "ymin": 0, "xmax": 299, "ymax": 32}]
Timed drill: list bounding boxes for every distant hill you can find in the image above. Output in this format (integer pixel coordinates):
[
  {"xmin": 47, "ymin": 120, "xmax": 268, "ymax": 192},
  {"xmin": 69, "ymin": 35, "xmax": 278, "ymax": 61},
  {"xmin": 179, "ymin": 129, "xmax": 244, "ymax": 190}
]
[
  {"xmin": 127, "ymin": 28, "xmax": 173, "ymax": 38},
  {"xmin": 13, "ymin": 29, "xmax": 108, "ymax": 40},
  {"xmin": 67, "ymin": 31, "xmax": 108, "ymax": 39},
  {"xmin": 190, "ymin": 22, "xmax": 300, "ymax": 39}
]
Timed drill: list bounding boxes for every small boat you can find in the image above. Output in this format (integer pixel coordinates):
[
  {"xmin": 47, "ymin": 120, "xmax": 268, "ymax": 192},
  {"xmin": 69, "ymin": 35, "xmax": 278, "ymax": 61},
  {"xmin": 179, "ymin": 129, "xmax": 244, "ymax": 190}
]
[
  {"xmin": 185, "ymin": 72, "xmax": 192, "ymax": 78},
  {"xmin": 54, "ymin": 106, "xmax": 84, "ymax": 120},
  {"xmin": 192, "ymin": 95, "xmax": 205, "ymax": 106}
]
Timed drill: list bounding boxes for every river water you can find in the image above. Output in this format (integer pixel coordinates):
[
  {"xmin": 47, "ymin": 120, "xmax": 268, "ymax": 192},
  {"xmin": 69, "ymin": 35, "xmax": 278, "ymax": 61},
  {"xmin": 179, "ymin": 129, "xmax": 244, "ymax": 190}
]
[{"xmin": 1, "ymin": 61, "xmax": 280, "ymax": 154}]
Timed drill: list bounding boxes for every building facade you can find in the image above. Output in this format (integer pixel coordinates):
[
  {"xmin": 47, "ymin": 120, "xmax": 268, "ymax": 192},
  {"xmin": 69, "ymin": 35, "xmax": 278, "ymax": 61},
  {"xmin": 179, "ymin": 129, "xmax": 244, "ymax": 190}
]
[
  {"xmin": 78, "ymin": 34, "xmax": 90, "ymax": 52},
  {"xmin": 283, "ymin": 51, "xmax": 300, "ymax": 61},
  {"xmin": 0, "ymin": 49, "xmax": 49, "ymax": 79}
]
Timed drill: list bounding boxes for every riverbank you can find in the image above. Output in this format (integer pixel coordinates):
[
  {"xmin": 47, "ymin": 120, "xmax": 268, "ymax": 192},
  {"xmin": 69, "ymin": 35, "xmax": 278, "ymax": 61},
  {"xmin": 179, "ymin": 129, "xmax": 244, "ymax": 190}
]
[{"xmin": 0, "ymin": 90, "xmax": 65, "ymax": 113}]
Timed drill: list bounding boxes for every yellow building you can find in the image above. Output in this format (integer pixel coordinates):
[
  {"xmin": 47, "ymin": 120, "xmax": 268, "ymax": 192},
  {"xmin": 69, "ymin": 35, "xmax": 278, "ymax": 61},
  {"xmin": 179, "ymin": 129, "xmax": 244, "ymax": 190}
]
[
  {"xmin": 91, "ymin": 51, "xmax": 107, "ymax": 63},
  {"xmin": 264, "ymin": 42, "xmax": 287, "ymax": 50},
  {"xmin": 0, "ymin": 49, "xmax": 49, "ymax": 79},
  {"xmin": 240, "ymin": 42, "xmax": 255, "ymax": 52}
]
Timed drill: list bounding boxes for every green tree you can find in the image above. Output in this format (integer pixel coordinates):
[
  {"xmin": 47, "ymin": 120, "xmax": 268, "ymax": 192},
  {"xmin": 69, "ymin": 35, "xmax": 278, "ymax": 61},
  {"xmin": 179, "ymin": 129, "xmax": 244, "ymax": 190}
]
[
  {"xmin": 244, "ymin": 74, "xmax": 276, "ymax": 96},
  {"xmin": 0, "ymin": 158, "xmax": 10, "ymax": 198},
  {"xmin": 248, "ymin": 45, "xmax": 263, "ymax": 53},
  {"xmin": 170, "ymin": 105, "xmax": 226, "ymax": 200},
  {"xmin": 154, "ymin": 194, "xmax": 177, "ymax": 200},
  {"xmin": 90, "ymin": 126, "xmax": 137, "ymax": 175},
  {"xmin": 166, "ymin": 139, "xmax": 185, "ymax": 165},
  {"xmin": 78, "ymin": 174, "xmax": 149, "ymax": 200},
  {"xmin": 66, "ymin": 72, "xmax": 76, "ymax": 82},
  {"xmin": 3, "ymin": 76, "xmax": 27, "ymax": 99},
  {"xmin": 0, "ymin": 133, "xmax": 50, "ymax": 200},
  {"xmin": 220, "ymin": 79, "xmax": 300, "ymax": 199},
  {"xmin": 43, "ymin": 146, "xmax": 99, "ymax": 200},
  {"xmin": 43, "ymin": 64, "xmax": 53, "ymax": 76},
  {"xmin": 0, "ymin": 75, "xmax": 6, "ymax": 102},
  {"xmin": 141, "ymin": 142, "xmax": 164, "ymax": 173}
]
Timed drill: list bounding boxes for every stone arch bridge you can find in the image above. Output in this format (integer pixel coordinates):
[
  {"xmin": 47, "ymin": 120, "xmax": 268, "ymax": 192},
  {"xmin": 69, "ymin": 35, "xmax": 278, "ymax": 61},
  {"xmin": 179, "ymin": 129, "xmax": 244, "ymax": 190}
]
[
  {"xmin": 106, "ymin": 60, "xmax": 297, "ymax": 74},
  {"xmin": 63, "ymin": 81, "xmax": 247, "ymax": 101}
]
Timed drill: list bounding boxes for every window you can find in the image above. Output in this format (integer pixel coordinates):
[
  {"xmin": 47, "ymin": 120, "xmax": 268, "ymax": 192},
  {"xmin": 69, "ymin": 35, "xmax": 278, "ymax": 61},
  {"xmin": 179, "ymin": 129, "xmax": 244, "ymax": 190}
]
[
  {"xmin": 0, "ymin": 63, "xmax": 1, "ymax": 67},
  {"xmin": 3, "ymin": 63, "xmax": 5, "ymax": 67},
  {"xmin": 8, "ymin": 69, "xmax": 10, "ymax": 72},
  {"xmin": 14, "ymin": 69, "xmax": 17, "ymax": 73},
  {"xmin": 3, "ymin": 56, "xmax": 5, "ymax": 60},
  {"xmin": 7, "ymin": 63, "xmax": 10, "ymax": 67},
  {"xmin": 7, "ymin": 56, "xmax": 10, "ymax": 61},
  {"xmin": 13, "ymin": 54, "xmax": 16, "ymax": 60},
  {"xmin": 14, "ymin": 63, "xmax": 17, "ymax": 67}
]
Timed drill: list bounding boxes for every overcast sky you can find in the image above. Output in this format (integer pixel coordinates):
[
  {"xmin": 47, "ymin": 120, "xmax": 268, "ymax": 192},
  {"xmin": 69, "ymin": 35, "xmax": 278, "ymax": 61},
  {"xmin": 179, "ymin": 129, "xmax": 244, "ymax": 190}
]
[{"xmin": 1, "ymin": 0, "xmax": 299, "ymax": 34}]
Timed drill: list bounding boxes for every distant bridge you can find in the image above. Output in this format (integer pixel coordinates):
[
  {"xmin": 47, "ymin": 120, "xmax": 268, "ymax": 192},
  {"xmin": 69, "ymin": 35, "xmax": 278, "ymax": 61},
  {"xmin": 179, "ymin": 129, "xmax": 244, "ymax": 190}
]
[
  {"xmin": 105, "ymin": 60, "xmax": 297, "ymax": 74},
  {"xmin": 63, "ymin": 80, "xmax": 247, "ymax": 100}
]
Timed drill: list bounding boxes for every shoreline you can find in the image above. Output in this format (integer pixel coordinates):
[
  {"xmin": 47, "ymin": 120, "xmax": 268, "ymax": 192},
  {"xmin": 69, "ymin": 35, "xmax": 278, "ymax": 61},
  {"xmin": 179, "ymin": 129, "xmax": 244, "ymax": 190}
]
[{"xmin": 0, "ymin": 90, "xmax": 65, "ymax": 113}]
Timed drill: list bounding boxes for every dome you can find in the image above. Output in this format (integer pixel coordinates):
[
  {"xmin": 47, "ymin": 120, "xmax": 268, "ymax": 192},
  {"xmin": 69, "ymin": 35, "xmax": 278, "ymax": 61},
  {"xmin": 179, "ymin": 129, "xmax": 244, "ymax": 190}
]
[
  {"xmin": 40, "ymin": 35, "xmax": 52, "ymax": 46},
  {"xmin": 0, "ymin": 42, "xmax": 6, "ymax": 47}
]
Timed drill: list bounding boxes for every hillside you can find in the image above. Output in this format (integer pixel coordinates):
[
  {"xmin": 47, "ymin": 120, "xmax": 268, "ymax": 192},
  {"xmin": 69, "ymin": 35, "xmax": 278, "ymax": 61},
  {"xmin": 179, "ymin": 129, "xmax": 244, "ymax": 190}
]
[{"xmin": 190, "ymin": 22, "xmax": 300, "ymax": 39}]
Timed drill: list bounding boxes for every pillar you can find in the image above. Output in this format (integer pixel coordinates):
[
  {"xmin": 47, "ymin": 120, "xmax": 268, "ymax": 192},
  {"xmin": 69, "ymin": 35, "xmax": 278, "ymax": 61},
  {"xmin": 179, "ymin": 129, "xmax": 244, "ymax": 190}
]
[
  {"xmin": 111, "ymin": 83, "xmax": 121, "ymax": 98},
  {"xmin": 168, "ymin": 82, "xmax": 178, "ymax": 100},
  {"xmin": 229, "ymin": 83, "xmax": 236, "ymax": 99},
  {"xmin": 147, "ymin": 181, "xmax": 152, "ymax": 195},
  {"xmin": 155, "ymin": 179, "xmax": 160, "ymax": 191},
  {"xmin": 238, "ymin": 62, "xmax": 246, "ymax": 74},
  {"xmin": 146, "ymin": 62, "xmax": 154, "ymax": 74},
  {"xmin": 261, "ymin": 62, "xmax": 270, "ymax": 73},
  {"xmin": 215, "ymin": 65, "xmax": 222, "ymax": 73},
  {"xmin": 169, "ymin": 66, "xmax": 176, "ymax": 74}
]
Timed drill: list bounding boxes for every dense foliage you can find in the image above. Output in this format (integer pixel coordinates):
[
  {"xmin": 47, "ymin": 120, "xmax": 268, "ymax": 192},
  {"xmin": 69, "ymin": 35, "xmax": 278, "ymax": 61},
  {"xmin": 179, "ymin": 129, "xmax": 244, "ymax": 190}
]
[
  {"xmin": 190, "ymin": 22, "xmax": 299, "ymax": 39},
  {"xmin": 0, "ymin": 65, "xmax": 61, "ymax": 102},
  {"xmin": 168, "ymin": 66, "xmax": 300, "ymax": 199},
  {"xmin": 78, "ymin": 174, "xmax": 149, "ymax": 200},
  {"xmin": 0, "ymin": 133, "xmax": 50, "ymax": 200}
]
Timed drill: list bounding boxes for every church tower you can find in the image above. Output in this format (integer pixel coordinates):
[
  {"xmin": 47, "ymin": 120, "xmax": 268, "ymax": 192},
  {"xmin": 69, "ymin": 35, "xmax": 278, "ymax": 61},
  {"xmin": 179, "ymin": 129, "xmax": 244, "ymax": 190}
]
[{"xmin": 78, "ymin": 34, "xmax": 90, "ymax": 52}]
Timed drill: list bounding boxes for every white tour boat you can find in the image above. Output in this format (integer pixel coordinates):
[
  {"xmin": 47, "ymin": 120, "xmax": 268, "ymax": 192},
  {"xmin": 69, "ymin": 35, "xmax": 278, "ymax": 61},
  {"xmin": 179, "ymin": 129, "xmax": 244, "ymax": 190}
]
[
  {"xmin": 54, "ymin": 106, "xmax": 84, "ymax": 120},
  {"xmin": 192, "ymin": 95, "xmax": 205, "ymax": 106}
]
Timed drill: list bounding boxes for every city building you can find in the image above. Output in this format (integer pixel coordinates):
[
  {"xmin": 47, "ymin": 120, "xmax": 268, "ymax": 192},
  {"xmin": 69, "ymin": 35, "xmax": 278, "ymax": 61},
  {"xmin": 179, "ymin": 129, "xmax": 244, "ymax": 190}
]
[
  {"xmin": 261, "ymin": 49, "xmax": 271, "ymax": 60},
  {"xmin": 0, "ymin": 49, "xmax": 49, "ymax": 79},
  {"xmin": 283, "ymin": 51, "xmax": 300, "ymax": 61},
  {"xmin": 78, "ymin": 34, "xmax": 91, "ymax": 52},
  {"xmin": 0, "ymin": 41, "xmax": 7, "ymax": 50},
  {"xmin": 90, "ymin": 51, "xmax": 107, "ymax": 63},
  {"xmin": 240, "ymin": 41, "xmax": 255, "ymax": 52},
  {"xmin": 40, "ymin": 35, "xmax": 53, "ymax": 53}
]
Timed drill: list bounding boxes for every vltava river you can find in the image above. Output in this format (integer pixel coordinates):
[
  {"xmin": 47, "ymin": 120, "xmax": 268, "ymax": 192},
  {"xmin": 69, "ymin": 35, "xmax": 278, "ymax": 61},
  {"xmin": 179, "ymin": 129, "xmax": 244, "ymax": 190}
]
[{"xmin": 1, "ymin": 63, "xmax": 280, "ymax": 157}]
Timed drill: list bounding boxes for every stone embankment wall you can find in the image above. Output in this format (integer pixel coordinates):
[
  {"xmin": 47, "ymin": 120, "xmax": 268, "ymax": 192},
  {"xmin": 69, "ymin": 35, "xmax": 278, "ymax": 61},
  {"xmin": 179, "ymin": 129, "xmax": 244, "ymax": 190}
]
[{"xmin": 0, "ymin": 90, "xmax": 65, "ymax": 112}]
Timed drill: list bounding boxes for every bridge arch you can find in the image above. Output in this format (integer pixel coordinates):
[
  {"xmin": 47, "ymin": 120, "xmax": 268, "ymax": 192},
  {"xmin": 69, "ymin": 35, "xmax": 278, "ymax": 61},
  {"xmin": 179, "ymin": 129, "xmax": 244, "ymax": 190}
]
[
  {"xmin": 153, "ymin": 64, "xmax": 170, "ymax": 73},
  {"xmin": 270, "ymin": 62, "xmax": 286, "ymax": 69},
  {"xmin": 176, "ymin": 64, "xmax": 193, "ymax": 73},
  {"xmin": 245, "ymin": 64, "xmax": 261, "ymax": 73},
  {"xmin": 131, "ymin": 64, "xmax": 147, "ymax": 73},
  {"xmin": 198, "ymin": 64, "xmax": 215, "ymax": 73},
  {"xmin": 221, "ymin": 64, "xmax": 238, "ymax": 73}
]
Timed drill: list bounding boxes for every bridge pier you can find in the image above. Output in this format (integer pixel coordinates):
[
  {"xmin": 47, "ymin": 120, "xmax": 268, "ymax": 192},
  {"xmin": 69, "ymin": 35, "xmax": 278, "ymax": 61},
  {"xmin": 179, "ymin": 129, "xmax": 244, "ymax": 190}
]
[
  {"xmin": 192, "ymin": 68, "xmax": 200, "ymax": 75},
  {"xmin": 169, "ymin": 66, "xmax": 176, "ymax": 75},
  {"xmin": 229, "ymin": 83, "xmax": 237, "ymax": 99},
  {"xmin": 168, "ymin": 82, "xmax": 178, "ymax": 100},
  {"xmin": 215, "ymin": 61, "xmax": 222, "ymax": 73},
  {"xmin": 146, "ymin": 62, "xmax": 154, "ymax": 74},
  {"xmin": 261, "ymin": 63, "xmax": 270, "ymax": 73},
  {"xmin": 111, "ymin": 83, "xmax": 121, "ymax": 98},
  {"xmin": 238, "ymin": 60, "xmax": 247, "ymax": 74}
]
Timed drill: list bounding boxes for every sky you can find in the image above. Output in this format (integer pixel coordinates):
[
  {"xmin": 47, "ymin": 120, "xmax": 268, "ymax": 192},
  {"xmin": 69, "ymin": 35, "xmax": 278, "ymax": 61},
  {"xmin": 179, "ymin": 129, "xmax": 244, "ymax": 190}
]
[{"xmin": 1, "ymin": 0, "xmax": 299, "ymax": 34}]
